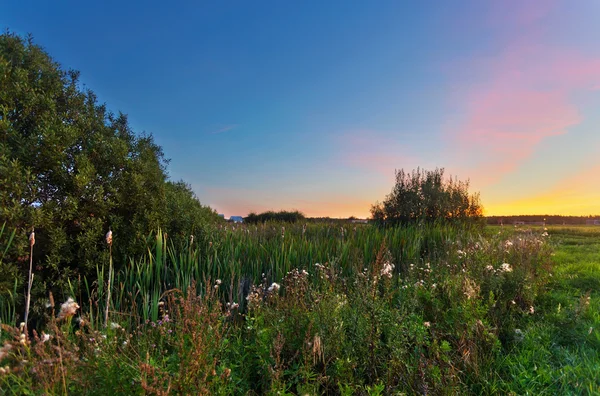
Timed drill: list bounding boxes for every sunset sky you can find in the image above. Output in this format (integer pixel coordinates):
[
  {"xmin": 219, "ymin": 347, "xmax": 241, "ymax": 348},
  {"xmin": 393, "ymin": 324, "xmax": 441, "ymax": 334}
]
[{"xmin": 3, "ymin": 0, "xmax": 600, "ymax": 218}]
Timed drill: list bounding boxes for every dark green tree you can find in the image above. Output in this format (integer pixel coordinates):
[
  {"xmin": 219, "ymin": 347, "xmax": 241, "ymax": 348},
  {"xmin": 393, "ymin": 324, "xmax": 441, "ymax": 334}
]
[
  {"xmin": 371, "ymin": 168, "xmax": 483, "ymax": 226},
  {"xmin": 0, "ymin": 32, "xmax": 219, "ymax": 314}
]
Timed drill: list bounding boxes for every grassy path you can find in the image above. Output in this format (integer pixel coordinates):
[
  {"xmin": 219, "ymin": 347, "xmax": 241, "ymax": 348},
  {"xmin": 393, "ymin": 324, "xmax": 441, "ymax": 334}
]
[{"xmin": 494, "ymin": 226, "xmax": 600, "ymax": 395}]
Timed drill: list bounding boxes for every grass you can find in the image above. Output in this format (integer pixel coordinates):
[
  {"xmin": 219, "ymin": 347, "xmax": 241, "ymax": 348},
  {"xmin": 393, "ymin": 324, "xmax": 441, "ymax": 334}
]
[
  {"xmin": 488, "ymin": 225, "xmax": 600, "ymax": 395},
  {"xmin": 0, "ymin": 223, "xmax": 598, "ymax": 394}
]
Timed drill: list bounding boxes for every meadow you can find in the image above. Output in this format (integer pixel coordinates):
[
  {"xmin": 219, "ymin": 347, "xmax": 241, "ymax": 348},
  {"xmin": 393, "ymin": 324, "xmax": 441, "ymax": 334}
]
[{"xmin": 0, "ymin": 222, "xmax": 598, "ymax": 395}]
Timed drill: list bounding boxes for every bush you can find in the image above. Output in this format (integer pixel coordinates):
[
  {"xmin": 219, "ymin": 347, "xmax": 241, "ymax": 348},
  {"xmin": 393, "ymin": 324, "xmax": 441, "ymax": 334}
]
[
  {"xmin": 371, "ymin": 167, "xmax": 483, "ymax": 226},
  {"xmin": 0, "ymin": 32, "xmax": 220, "ymax": 321},
  {"xmin": 244, "ymin": 210, "xmax": 306, "ymax": 224}
]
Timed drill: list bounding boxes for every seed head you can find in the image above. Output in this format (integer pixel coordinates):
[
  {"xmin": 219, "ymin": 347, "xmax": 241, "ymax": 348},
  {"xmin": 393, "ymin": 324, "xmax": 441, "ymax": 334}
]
[
  {"xmin": 57, "ymin": 297, "xmax": 80, "ymax": 320},
  {"xmin": 105, "ymin": 230, "xmax": 113, "ymax": 246},
  {"xmin": 29, "ymin": 229, "xmax": 35, "ymax": 247}
]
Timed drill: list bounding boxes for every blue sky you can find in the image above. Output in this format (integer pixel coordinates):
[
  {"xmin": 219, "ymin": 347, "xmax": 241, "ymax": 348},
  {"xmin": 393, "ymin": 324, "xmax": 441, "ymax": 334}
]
[{"xmin": 3, "ymin": 0, "xmax": 600, "ymax": 217}]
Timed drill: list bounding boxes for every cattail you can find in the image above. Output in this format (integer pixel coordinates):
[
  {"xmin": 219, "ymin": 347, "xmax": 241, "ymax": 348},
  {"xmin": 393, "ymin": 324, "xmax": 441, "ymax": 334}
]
[{"xmin": 104, "ymin": 229, "xmax": 113, "ymax": 326}]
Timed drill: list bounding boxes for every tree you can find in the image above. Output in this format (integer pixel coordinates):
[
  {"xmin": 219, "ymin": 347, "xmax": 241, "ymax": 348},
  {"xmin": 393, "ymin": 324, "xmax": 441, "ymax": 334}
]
[
  {"xmin": 371, "ymin": 168, "xmax": 483, "ymax": 226},
  {"xmin": 0, "ymin": 32, "xmax": 218, "ymax": 314},
  {"xmin": 244, "ymin": 210, "xmax": 305, "ymax": 224}
]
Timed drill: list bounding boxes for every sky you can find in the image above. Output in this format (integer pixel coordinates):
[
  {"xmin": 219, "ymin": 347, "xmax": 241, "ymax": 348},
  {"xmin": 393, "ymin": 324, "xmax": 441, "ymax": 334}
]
[{"xmin": 3, "ymin": 0, "xmax": 600, "ymax": 218}]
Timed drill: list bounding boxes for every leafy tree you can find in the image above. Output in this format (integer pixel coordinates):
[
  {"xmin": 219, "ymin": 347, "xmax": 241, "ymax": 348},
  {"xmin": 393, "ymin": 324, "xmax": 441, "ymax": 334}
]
[
  {"xmin": 0, "ymin": 32, "xmax": 219, "ymax": 315},
  {"xmin": 244, "ymin": 210, "xmax": 306, "ymax": 224},
  {"xmin": 371, "ymin": 168, "xmax": 483, "ymax": 226}
]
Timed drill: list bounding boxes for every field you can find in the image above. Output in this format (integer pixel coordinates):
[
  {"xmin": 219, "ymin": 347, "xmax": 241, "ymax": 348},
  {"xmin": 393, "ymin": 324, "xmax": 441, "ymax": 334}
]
[{"xmin": 0, "ymin": 223, "xmax": 599, "ymax": 395}]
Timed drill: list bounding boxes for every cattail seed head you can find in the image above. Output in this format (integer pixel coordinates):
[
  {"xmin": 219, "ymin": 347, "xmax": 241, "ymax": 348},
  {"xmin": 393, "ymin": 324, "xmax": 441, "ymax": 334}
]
[{"xmin": 105, "ymin": 230, "xmax": 113, "ymax": 246}]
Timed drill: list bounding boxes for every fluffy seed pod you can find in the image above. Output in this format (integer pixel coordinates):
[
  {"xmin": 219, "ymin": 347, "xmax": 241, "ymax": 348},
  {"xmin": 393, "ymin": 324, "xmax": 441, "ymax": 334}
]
[
  {"xmin": 105, "ymin": 230, "xmax": 113, "ymax": 246},
  {"xmin": 29, "ymin": 229, "xmax": 35, "ymax": 247}
]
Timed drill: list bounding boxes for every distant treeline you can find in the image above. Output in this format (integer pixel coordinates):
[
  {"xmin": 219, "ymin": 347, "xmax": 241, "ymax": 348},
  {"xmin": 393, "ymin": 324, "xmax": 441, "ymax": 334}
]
[
  {"xmin": 244, "ymin": 210, "xmax": 306, "ymax": 224},
  {"xmin": 486, "ymin": 215, "xmax": 600, "ymax": 225}
]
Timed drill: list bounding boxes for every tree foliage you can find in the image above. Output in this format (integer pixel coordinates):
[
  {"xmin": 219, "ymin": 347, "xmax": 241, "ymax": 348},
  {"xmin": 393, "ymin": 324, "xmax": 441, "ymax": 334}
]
[
  {"xmin": 0, "ymin": 32, "xmax": 219, "ymax": 304},
  {"xmin": 371, "ymin": 168, "xmax": 483, "ymax": 226},
  {"xmin": 244, "ymin": 210, "xmax": 306, "ymax": 224}
]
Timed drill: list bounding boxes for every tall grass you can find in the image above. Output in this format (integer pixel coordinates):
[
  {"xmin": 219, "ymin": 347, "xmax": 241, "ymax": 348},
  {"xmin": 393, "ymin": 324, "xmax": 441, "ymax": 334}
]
[
  {"xmin": 89, "ymin": 222, "xmax": 472, "ymax": 324},
  {"xmin": 0, "ymin": 223, "xmax": 17, "ymax": 329}
]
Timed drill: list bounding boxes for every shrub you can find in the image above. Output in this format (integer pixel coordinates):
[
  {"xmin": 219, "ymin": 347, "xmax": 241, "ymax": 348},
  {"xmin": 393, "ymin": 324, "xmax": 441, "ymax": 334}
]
[{"xmin": 371, "ymin": 167, "xmax": 483, "ymax": 226}]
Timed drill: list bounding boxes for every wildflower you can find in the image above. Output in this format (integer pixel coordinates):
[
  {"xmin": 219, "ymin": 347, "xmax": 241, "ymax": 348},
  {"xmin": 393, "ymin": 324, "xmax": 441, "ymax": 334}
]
[
  {"xmin": 105, "ymin": 229, "xmax": 112, "ymax": 246},
  {"xmin": 268, "ymin": 282, "xmax": 280, "ymax": 293},
  {"xmin": 504, "ymin": 240, "xmax": 513, "ymax": 248},
  {"xmin": 457, "ymin": 250, "xmax": 466, "ymax": 257},
  {"xmin": 424, "ymin": 322, "xmax": 431, "ymax": 328},
  {"xmin": 511, "ymin": 300, "xmax": 516, "ymax": 305},
  {"xmin": 57, "ymin": 297, "xmax": 80, "ymax": 320},
  {"xmin": 541, "ymin": 232, "xmax": 549, "ymax": 237},
  {"xmin": 162, "ymin": 314, "xmax": 170, "ymax": 322},
  {"xmin": 215, "ymin": 279, "xmax": 222, "ymax": 285},
  {"xmin": 41, "ymin": 333, "xmax": 51, "ymax": 343},
  {"xmin": 110, "ymin": 322, "xmax": 122, "ymax": 330},
  {"xmin": 19, "ymin": 334, "xmax": 26, "ymax": 345},
  {"xmin": 485, "ymin": 265, "xmax": 494, "ymax": 271},
  {"xmin": 499, "ymin": 263, "xmax": 513, "ymax": 273},
  {"xmin": 529, "ymin": 306, "xmax": 535, "ymax": 314},
  {"xmin": 0, "ymin": 343, "xmax": 13, "ymax": 361},
  {"xmin": 514, "ymin": 328, "xmax": 524, "ymax": 342},
  {"xmin": 380, "ymin": 261, "xmax": 395, "ymax": 278}
]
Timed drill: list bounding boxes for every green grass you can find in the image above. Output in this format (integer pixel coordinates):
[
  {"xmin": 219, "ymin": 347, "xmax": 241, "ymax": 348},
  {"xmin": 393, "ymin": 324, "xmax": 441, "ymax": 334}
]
[
  {"xmin": 489, "ymin": 225, "xmax": 600, "ymax": 395},
  {"xmin": 1, "ymin": 223, "xmax": 599, "ymax": 394}
]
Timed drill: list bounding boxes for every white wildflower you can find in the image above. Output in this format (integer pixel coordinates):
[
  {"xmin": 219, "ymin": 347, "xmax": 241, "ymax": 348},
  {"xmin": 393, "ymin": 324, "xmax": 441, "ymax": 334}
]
[
  {"xmin": 110, "ymin": 322, "xmax": 122, "ymax": 330},
  {"xmin": 268, "ymin": 282, "xmax": 280, "ymax": 293},
  {"xmin": 529, "ymin": 306, "xmax": 535, "ymax": 314},
  {"xmin": 380, "ymin": 261, "xmax": 394, "ymax": 279},
  {"xmin": 41, "ymin": 333, "xmax": 51, "ymax": 343},
  {"xmin": 514, "ymin": 328, "xmax": 524, "ymax": 342},
  {"xmin": 423, "ymin": 322, "xmax": 431, "ymax": 328},
  {"xmin": 57, "ymin": 297, "xmax": 80, "ymax": 320},
  {"xmin": 499, "ymin": 263, "xmax": 513, "ymax": 273},
  {"xmin": 485, "ymin": 265, "xmax": 494, "ymax": 271}
]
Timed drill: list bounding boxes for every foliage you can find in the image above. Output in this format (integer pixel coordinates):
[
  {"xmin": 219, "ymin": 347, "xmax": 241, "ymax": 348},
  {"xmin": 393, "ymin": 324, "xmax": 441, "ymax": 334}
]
[
  {"xmin": 371, "ymin": 167, "xmax": 483, "ymax": 226},
  {"xmin": 1, "ymin": 222, "xmax": 577, "ymax": 394},
  {"xmin": 0, "ymin": 32, "xmax": 219, "ymax": 319},
  {"xmin": 244, "ymin": 210, "xmax": 306, "ymax": 224}
]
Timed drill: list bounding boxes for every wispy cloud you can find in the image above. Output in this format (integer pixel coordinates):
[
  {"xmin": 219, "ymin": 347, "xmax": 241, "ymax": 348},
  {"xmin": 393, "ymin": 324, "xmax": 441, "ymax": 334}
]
[
  {"xmin": 447, "ymin": 3, "xmax": 600, "ymax": 187},
  {"xmin": 209, "ymin": 124, "xmax": 239, "ymax": 135},
  {"xmin": 334, "ymin": 130, "xmax": 424, "ymax": 180}
]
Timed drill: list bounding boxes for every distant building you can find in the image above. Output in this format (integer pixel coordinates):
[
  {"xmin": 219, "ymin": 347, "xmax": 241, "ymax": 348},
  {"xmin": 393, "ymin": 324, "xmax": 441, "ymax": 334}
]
[
  {"xmin": 586, "ymin": 219, "xmax": 600, "ymax": 225},
  {"xmin": 230, "ymin": 216, "xmax": 244, "ymax": 223}
]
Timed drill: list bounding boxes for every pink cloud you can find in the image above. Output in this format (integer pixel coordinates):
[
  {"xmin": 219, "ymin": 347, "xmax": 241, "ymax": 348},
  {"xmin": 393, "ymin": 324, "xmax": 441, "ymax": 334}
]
[
  {"xmin": 334, "ymin": 130, "xmax": 422, "ymax": 179},
  {"xmin": 450, "ymin": 41, "xmax": 600, "ymax": 185}
]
